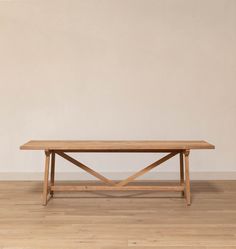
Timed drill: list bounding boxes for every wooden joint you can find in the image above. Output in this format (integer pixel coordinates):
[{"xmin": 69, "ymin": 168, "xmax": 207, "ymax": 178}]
[
  {"xmin": 184, "ymin": 149, "xmax": 190, "ymax": 157},
  {"xmin": 45, "ymin": 150, "xmax": 51, "ymax": 156}
]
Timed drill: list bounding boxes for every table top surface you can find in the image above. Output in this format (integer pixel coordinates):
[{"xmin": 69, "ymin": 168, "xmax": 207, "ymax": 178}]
[{"xmin": 20, "ymin": 140, "xmax": 215, "ymax": 152}]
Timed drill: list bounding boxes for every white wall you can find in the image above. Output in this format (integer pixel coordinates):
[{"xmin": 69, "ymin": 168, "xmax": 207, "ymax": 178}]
[{"xmin": 0, "ymin": 0, "xmax": 235, "ymax": 180}]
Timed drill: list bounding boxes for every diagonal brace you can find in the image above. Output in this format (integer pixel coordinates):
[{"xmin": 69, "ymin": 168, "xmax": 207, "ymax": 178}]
[
  {"xmin": 116, "ymin": 152, "xmax": 179, "ymax": 187},
  {"xmin": 56, "ymin": 151, "xmax": 116, "ymax": 186}
]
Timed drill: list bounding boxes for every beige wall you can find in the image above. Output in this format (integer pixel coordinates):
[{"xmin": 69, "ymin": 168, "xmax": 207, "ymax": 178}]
[{"xmin": 0, "ymin": 0, "xmax": 236, "ymax": 179}]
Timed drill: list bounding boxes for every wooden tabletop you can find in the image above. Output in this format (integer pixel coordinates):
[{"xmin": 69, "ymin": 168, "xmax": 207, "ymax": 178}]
[{"xmin": 20, "ymin": 140, "xmax": 215, "ymax": 152}]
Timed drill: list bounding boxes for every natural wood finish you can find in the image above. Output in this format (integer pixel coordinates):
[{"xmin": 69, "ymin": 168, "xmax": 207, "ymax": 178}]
[
  {"xmin": 179, "ymin": 152, "xmax": 184, "ymax": 197},
  {"xmin": 116, "ymin": 152, "xmax": 178, "ymax": 187},
  {"xmin": 56, "ymin": 151, "xmax": 116, "ymax": 186},
  {"xmin": 51, "ymin": 185, "xmax": 184, "ymax": 192},
  {"xmin": 20, "ymin": 140, "xmax": 215, "ymax": 206},
  {"xmin": 50, "ymin": 151, "xmax": 55, "ymax": 196},
  {"xmin": 0, "ymin": 181, "xmax": 236, "ymax": 248},
  {"xmin": 42, "ymin": 150, "xmax": 50, "ymax": 206},
  {"xmin": 184, "ymin": 150, "xmax": 191, "ymax": 205},
  {"xmin": 20, "ymin": 140, "xmax": 215, "ymax": 151}
]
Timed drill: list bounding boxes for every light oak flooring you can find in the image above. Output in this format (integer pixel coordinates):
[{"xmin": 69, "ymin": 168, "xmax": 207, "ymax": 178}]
[{"xmin": 0, "ymin": 180, "xmax": 236, "ymax": 249}]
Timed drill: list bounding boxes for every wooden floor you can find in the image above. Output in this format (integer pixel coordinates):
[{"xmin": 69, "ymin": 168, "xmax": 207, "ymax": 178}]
[{"xmin": 0, "ymin": 181, "xmax": 236, "ymax": 249}]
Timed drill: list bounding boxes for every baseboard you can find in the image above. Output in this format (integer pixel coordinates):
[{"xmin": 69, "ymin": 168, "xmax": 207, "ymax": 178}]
[{"xmin": 0, "ymin": 172, "xmax": 236, "ymax": 180}]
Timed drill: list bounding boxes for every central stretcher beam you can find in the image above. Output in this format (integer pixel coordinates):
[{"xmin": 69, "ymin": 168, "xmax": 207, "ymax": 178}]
[{"xmin": 51, "ymin": 185, "xmax": 184, "ymax": 192}]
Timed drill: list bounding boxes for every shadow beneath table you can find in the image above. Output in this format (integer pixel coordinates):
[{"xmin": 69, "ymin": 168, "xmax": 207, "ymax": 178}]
[
  {"xmin": 29, "ymin": 180, "xmax": 226, "ymax": 199},
  {"xmin": 191, "ymin": 180, "xmax": 224, "ymax": 193}
]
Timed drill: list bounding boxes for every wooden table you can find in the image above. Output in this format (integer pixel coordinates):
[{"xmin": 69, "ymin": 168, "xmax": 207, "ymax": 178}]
[{"xmin": 20, "ymin": 140, "xmax": 215, "ymax": 206}]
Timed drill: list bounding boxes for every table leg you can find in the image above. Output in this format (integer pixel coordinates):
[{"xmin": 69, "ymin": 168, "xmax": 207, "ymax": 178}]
[
  {"xmin": 184, "ymin": 150, "xmax": 191, "ymax": 206},
  {"xmin": 179, "ymin": 152, "xmax": 184, "ymax": 197},
  {"xmin": 50, "ymin": 151, "xmax": 55, "ymax": 197},
  {"xmin": 42, "ymin": 150, "xmax": 50, "ymax": 206}
]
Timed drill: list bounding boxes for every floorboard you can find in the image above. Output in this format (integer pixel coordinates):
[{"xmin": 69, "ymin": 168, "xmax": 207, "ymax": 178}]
[{"xmin": 0, "ymin": 180, "xmax": 236, "ymax": 249}]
